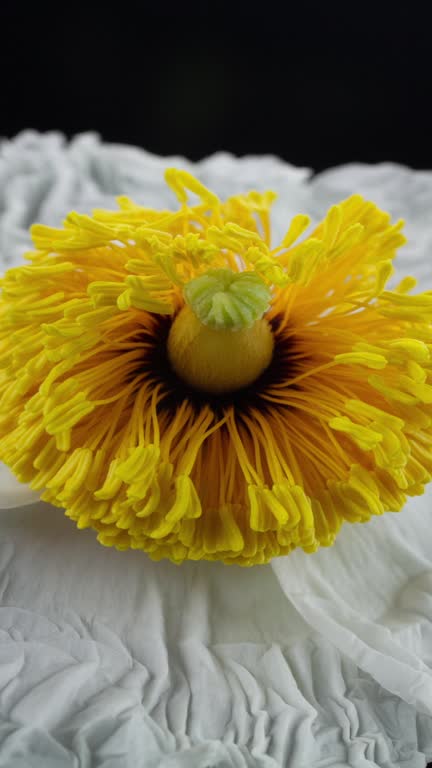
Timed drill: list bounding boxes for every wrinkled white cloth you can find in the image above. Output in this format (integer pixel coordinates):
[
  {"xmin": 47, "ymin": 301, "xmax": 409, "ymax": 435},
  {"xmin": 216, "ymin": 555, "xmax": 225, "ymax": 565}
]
[{"xmin": 0, "ymin": 131, "xmax": 431, "ymax": 768}]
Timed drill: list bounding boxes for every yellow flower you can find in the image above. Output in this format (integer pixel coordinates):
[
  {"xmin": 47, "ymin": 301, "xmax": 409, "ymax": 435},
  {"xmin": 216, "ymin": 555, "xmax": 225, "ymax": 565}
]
[{"xmin": 1, "ymin": 169, "xmax": 431, "ymax": 566}]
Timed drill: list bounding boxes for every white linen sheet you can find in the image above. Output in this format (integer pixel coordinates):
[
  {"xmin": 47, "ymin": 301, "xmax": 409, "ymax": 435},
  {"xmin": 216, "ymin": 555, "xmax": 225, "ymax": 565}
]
[{"xmin": 0, "ymin": 131, "xmax": 431, "ymax": 767}]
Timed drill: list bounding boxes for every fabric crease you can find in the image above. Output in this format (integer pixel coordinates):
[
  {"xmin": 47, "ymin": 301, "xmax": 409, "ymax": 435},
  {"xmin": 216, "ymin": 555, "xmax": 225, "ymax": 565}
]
[{"xmin": 0, "ymin": 132, "xmax": 431, "ymax": 767}]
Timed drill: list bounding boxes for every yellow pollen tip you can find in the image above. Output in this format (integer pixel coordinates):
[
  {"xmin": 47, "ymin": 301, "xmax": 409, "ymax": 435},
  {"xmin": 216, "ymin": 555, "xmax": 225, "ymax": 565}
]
[{"xmin": 167, "ymin": 305, "xmax": 274, "ymax": 394}]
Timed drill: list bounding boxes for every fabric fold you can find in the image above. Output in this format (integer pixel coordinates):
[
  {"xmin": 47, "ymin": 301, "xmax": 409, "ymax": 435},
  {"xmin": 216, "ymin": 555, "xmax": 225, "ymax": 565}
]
[
  {"xmin": 273, "ymin": 493, "xmax": 432, "ymax": 716},
  {"xmin": 1, "ymin": 131, "xmax": 432, "ymax": 766}
]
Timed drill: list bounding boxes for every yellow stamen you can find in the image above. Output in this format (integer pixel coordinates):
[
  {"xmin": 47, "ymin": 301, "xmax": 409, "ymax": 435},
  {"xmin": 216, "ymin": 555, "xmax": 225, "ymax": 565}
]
[{"xmin": 1, "ymin": 167, "xmax": 432, "ymax": 566}]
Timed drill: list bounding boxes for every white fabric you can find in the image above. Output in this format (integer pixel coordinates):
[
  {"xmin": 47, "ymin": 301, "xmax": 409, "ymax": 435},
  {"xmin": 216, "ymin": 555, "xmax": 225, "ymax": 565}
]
[{"xmin": 0, "ymin": 131, "xmax": 431, "ymax": 767}]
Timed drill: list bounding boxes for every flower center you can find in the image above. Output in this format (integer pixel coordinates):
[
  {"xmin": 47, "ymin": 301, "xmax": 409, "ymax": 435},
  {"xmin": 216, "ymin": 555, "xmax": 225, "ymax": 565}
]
[{"xmin": 167, "ymin": 269, "xmax": 274, "ymax": 394}]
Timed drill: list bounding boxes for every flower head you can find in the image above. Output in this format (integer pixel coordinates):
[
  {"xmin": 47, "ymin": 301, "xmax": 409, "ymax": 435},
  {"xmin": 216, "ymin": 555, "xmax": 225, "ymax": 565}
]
[{"xmin": 1, "ymin": 169, "xmax": 431, "ymax": 565}]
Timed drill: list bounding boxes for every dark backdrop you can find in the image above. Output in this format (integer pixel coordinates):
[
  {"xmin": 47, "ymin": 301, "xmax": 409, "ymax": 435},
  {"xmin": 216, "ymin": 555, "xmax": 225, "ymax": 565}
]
[{"xmin": 2, "ymin": 4, "xmax": 432, "ymax": 172}]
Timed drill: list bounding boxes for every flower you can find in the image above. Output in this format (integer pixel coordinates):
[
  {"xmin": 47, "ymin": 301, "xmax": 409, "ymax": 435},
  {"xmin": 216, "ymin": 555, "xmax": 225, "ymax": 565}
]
[{"xmin": 0, "ymin": 169, "xmax": 431, "ymax": 566}]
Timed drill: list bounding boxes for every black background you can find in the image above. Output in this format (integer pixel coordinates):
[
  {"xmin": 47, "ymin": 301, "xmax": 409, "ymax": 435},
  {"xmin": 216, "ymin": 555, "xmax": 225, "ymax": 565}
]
[
  {"xmin": 2, "ymin": 4, "xmax": 432, "ymax": 172},
  {"xmin": 2, "ymin": 3, "xmax": 432, "ymax": 762}
]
